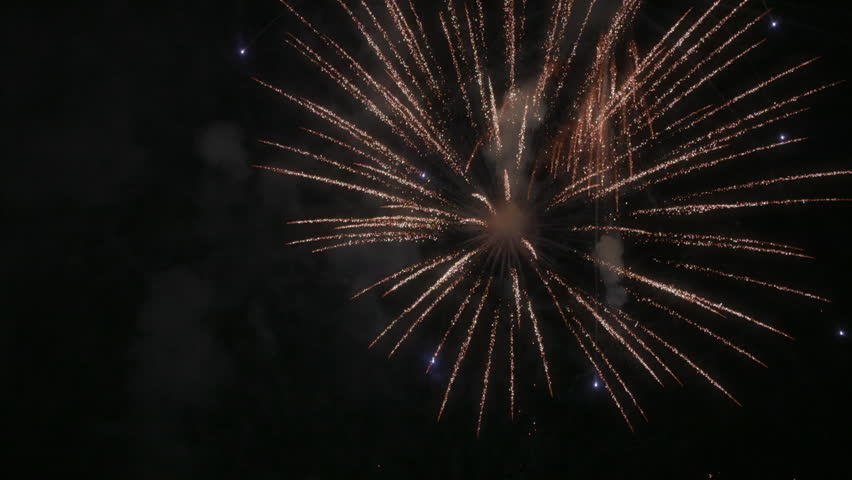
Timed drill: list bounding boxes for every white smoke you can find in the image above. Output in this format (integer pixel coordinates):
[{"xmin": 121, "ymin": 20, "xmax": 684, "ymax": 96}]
[{"xmin": 594, "ymin": 234, "xmax": 627, "ymax": 307}]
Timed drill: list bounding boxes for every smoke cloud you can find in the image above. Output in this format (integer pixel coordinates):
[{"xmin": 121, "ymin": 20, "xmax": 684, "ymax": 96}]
[{"xmin": 594, "ymin": 234, "xmax": 628, "ymax": 307}]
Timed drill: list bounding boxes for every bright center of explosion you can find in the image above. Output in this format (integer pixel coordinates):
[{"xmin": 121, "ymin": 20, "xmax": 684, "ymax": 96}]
[{"xmin": 489, "ymin": 203, "xmax": 527, "ymax": 242}]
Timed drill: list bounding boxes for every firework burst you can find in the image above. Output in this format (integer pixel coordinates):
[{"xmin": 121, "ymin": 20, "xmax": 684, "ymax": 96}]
[{"xmin": 256, "ymin": 0, "xmax": 847, "ymax": 432}]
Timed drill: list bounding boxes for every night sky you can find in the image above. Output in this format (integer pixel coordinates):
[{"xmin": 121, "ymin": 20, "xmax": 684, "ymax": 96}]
[{"xmin": 6, "ymin": 1, "xmax": 852, "ymax": 478}]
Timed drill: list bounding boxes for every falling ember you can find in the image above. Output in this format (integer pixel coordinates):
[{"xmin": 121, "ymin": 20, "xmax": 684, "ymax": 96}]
[{"xmin": 257, "ymin": 0, "xmax": 844, "ymax": 431}]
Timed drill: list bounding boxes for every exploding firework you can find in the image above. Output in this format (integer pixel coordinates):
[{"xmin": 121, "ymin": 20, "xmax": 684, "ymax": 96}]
[{"xmin": 255, "ymin": 0, "xmax": 847, "ymax": 433}]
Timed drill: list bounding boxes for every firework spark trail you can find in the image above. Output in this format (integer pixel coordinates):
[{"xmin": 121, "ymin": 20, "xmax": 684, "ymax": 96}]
[
  {"xmin": 438, "ymin": 278, "xmax": 492, "ymax": 421},
  {"xmin": 477, "ymin": 312, "xmax": 499, "ymax": 436},
  {"xmin": 462, "ymin": 3, "xmax": 484, "ymax": 131},
  {"xmin": 253, "ymin": 165, "xmax": 409, "ymax": 204},
  {"xmin": 508, "ymin": 310, "xmax": 516, "ymax": 419},
  {"xmin": 630, "ymin": 290, "xmax": 767, "ymax": 367},
  {"xmin": 550, "ymin": 98, "xmax": 719, "ymax": 198},
  {"xmin": 675, "ymin": 170, "xmax": 852, "ymax": 201},
  {"xmin": 286, "ymin": 231, "xmax": 435, "ymax": 247},
  {"xmin": 644, "ymin": 137, "xmax": 809, "ymax": 192},
  {"xmin": 487, "ymin": 77, "xmax": 503, "ymax": 151},
  {"xmin": 586, "ymin": 1, "xmax": 661, "ymax": 119},
  {"xmin": 644, "ymin": 38, "xmax": 766, "ymax": 128},
  {"xmin": 386, "ymin": 0, "xmax": 441, "ymax": 97},
  {"xmin": 289, "ymin": 215, "xmax": 443, "ymax": 226},
  {"xmin": 465, "ymin": 0, "xmax": 488, "ymax": 99},
  {"xmin": 662, "ymin": 106, "xmax": 810, "ymax": 169},
  {"xmin": 588, "ymin": 142, "xmax": 728, "ymax": 199},
  {"xmin": 407, "ymin": 0, "xmax": 447, "ymax": 92},
  {"xmin": 447, "ymin": 0, "xmax": 491, "ymax": 138},
  {"xmin": 503, "ymin": 169, "xmax": 512, "ymax": 202},
  {"xmin": 643, "ymin": 0, "xmax": 748, "ymax": 99},
  {"xmin": 465, "ymin": 135, "xmax": 486, "ymax": 173},
  {"xmin": 284, "ymin": 34, "xmax": 408, "ymax": 145},
  {"xmin": 644, "ymin": 11, "xmax": 769, "ymax": 122},
  {"xmin": 504, "ymin": 0, "xmax": 517, "ymax": 92},
  {"xmin": 600, "ymin": 302, "xmax": 683, "ymax": 385},
  {"xmin": 664, "ymin": 82, "xmax": 842, "ymax": 161},
  {"xmin": 383, "ymin": 252, "xmax": 461, "ymax": 296},
  {"xmin": 549, "ymin": 180, "xmax": 602, "ymax": 207},
  {"xmin": 351, "ymin": 255, "xmax": 452, "ymax": 299},
  {"xmin": 634, "ymin": 198, "xmax": 852, "ymax": 217},
  {"xmin": 624, "ymin": 0, "xmax": 722, "ymax": 103},
  {"xmin": 287, "ymin": 0, "xmax": 467, "ymax": 176},
  {"xmin": 381, "ymin": 204, "xmax": 463, "ymax": 220},
  {"xmin": 521, "ymin": 239, "xmax": 538, "ymax": 259},
  {"xmin": 389, "ymin": 276, "xmax": 464, "ymax": 357},
  {"xmin": 355, "ymin": 0, "xmax": 432, "ymax": 110},
  {"xmin": 376, "ymin": 1, "xmax": 453, "ymax": 145},
  {"xmin": 604, "ymin": 116, "xmax": 812, "ymax": 200},
  {"xmin": 539, "ymin": 267, "xmax": 646, "ymax": 422},
  {"xmin": 260, "ymin": 139, "xmax": 448, "ymax": 204},
  {"xmin": 612, "ymin": 44, "xmax": 810, "ymax": 183},
  {"xmin": 549, "ymin": 169, "xmax": 610, "ymax": 205},
  {"xmin": 569, "ymin": 226, "xmax": 808, "ymax": 257},
  {"xmin": 427, "ymin": 278, "xmax": 481, "ymax": 374},
  {"xmin": 552, "ymin": 0, "xmax": 598, "ymax": 105},
  {"xmin": 254, "ymin": 79, "xmax": 417, "ymax": 174},
  {"xmin": 311, "ymin": 235, "xmax": 437, "ymax": 253},
  {"xmin": 511, "ymin": 267, "xmax": 522, "ymax": 326},
  {"xmin": 526, "ymin": 299, "xmax": 554, "ymax": 396},
  {"xmin": 658, "ymin": 260, "xmax": 831, "ymax": 303},
  {"xmin": 533, "ymin": 0, "xmax": 575, "ymax": 107},
  {"xmin": 371, "ymin": 251, "xmax": 477, "ymax": 348},
  {"xmin": 569, "ymin": 317, "xmax": 636, "ymax": 430},
  {"xmin": 515, "ymin": 101, "xmax": 530, "ymax": 171},
  {"xmin": 440, "ymin": 11, "xmax": 477, "ymax": 131},
  {"xmin": 331, "ymin": 220, "xmax": 444, "ymax": 231},
  {"xmin": 584, "ymin": 253, "xmax": 793, "ymax": 339},
  {"xmin": 258, "ymin": 141, "xmax": 391, "ymax": 189},
  {"xmin": 472, "ymin": 193, "xmax": 496, "ymax": 213},
  {"xmin": 300, "ymin": 127, "xmax": 408, "ymax": 178},
  {"xmin": 544, "ymin": 264, "xmax": 643, "ymax": 426},
  {"xmin": 259, "ymin": 0, "xmax": 844, "ymax": 429},
  {"xmin": 550, "ymin": 274, "xmax": 666, "ymax": 386},
  {"xmin": 329, "ymin": 219, "xmax": 444, "ymax": 233},
  {"xmin": 638, "ymin": 323, "xmax": 742, "ymax": 406},
  {"xmin": 284, "ymin": 2, "xmax": 430, "ymax": 151},
  {"xmin": 671, "ymin": 58, "xmax": 821, "ymax": 134}
]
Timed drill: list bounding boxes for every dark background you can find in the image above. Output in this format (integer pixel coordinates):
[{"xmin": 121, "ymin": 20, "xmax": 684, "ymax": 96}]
[{"xmin": 5, "ymin": 1, "xmax": 851, "ymax": 478}]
